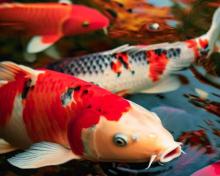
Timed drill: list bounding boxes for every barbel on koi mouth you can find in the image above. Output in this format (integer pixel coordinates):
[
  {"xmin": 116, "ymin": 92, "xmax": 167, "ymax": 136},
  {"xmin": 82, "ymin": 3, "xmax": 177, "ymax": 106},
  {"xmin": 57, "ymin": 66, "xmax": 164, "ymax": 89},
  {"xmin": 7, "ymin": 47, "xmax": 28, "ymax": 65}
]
[{"xmin": 116, "ymin": 142, "xmax": 184, "ymax": 173}]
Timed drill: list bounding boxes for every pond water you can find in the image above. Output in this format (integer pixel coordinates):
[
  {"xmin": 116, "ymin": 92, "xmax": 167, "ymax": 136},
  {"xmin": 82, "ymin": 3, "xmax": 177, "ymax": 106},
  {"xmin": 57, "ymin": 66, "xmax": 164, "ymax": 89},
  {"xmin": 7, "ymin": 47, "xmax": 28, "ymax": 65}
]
[{"xmin": 0, "ymin": 0, "xmax": 220, "ymax": 176}]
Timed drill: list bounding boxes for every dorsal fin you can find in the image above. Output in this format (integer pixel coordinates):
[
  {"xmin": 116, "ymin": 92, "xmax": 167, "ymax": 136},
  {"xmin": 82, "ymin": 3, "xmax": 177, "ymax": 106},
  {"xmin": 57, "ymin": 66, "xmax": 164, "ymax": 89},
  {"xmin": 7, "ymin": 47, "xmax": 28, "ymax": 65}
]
[
  {"xmin": 101, "ymin": 42, "xmax": 170, "ymax": 55},
  {"xmin": 0, "ymin": 61, "xmax": 44, "ymax": 86}
]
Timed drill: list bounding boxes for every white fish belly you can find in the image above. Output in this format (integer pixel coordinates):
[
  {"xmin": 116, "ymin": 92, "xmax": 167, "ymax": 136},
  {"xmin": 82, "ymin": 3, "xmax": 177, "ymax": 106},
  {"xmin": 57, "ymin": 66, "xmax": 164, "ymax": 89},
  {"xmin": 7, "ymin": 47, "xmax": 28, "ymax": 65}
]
[
  {"xmin": 76, "ymin": 63, "xmax": 153, "ymax": 94},
  {"xmin": 0, "ymin": 94, "xmax": 32, "ymax": 148}
]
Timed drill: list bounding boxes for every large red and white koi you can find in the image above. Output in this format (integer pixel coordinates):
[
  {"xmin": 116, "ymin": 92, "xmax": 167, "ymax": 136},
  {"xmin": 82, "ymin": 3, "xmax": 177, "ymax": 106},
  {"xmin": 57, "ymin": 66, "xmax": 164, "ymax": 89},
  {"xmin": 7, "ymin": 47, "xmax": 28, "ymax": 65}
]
[
  {"xmin": 0, "ymin": 62, "xmax": 182, "ymax": 170},
  {"xmin": 48, "ymin": 8, "xmax": 220, "ymax": 95},
  {"xmin": 0, "ymin": 0, "xmax": 109, "ymax": 53}
]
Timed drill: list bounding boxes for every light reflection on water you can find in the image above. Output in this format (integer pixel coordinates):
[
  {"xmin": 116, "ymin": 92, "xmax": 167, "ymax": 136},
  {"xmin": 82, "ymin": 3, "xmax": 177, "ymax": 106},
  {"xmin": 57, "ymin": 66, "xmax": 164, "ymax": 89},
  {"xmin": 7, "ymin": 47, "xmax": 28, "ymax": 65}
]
[{"xmin": 147, "ymin": 0, "xmax": 174, "ymax": 7}]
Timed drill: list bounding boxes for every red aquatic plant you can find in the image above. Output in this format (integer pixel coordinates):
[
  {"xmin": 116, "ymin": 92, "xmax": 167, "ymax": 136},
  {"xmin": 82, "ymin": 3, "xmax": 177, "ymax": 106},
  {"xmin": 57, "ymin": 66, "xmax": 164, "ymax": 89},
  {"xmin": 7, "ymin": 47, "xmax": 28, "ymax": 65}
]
[
  {"xmin": 178, "ymin": 129, "xmax": 215, "ymax": 154},
  {"xmin": 184, "ymin": 93, "xmax": 220, "ymax": 117}
]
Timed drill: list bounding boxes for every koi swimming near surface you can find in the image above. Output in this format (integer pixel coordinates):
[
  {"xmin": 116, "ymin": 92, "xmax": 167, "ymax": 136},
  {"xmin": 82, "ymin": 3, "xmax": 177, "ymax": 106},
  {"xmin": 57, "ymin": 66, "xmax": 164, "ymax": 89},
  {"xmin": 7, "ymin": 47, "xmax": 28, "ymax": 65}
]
[
  {"xmin": 48, "ymin": 8, "xmax": 220, "ymax": 96},
  {"xmin": 0, "ymin": 0, "xmax": 109, "ymax": 53},
  {"xmin": 0, "ymin": 61, "xmax": 182, "ymax": 172}
]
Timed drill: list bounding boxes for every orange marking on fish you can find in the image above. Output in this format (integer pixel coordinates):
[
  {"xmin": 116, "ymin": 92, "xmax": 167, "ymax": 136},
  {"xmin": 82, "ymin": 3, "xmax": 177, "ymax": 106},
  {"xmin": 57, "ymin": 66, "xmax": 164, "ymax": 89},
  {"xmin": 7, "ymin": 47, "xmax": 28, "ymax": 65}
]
[
  {"xmin": 41, "ymin": 35, "xmax": 60, "ymax": 44},
  {"xmin": 115, "ymin": 53, "xmax": 131, "ymax": 70},
  {"xmin": 0, "ymin": 3, "xmax": 71, "ymax": 35},
  {"xmin": 22, "ymin": 72, "xmax": 77, "ymax": 145},
  {"xmin": 186, "ymin": 39, "xmax": 199, "ymax": 58},
  {"xmin": 111, "ymin": 59, "xmax": 122, "ymax": 75},
  {"xmin": 198, "ymin": 38, "xmax": 208, "ymax": 49},
  {"xmin": 115, "ymin": 89, "xmax": 129, "ymax": 96},
  {"xmin": 147, "ymin": 50, "xmax": 169, "ymax": 82}
]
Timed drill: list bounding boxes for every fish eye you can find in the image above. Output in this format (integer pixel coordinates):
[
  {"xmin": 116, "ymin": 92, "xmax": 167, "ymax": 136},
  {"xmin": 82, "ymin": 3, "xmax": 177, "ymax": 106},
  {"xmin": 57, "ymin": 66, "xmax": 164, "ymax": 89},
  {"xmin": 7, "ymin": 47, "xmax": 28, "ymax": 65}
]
[
  {"xmin": 113, "ymin": 133, "xmax": 128, "ymax": 147},
  {"xmin": 148, "ymin": 23, "xmax": 160, "ymax": 31},
  {"xmin": 82, "ymin": 21, "xmax": 90, "ymax": 27}
]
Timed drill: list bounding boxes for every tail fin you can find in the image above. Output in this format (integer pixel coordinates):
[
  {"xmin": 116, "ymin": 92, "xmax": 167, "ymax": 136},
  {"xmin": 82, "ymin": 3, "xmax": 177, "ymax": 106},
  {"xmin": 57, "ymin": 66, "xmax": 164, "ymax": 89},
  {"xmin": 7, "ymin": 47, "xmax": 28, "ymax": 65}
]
[{"xmin": 202, "ymin": 8, "xmax": 220, "ymax": 50}]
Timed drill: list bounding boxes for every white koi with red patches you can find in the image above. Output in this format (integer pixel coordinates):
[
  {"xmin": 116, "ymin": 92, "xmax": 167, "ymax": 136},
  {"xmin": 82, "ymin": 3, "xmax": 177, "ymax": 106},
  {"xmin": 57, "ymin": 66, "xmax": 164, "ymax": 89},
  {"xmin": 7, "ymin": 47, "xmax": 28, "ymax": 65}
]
[{"xmin": 49, "ymin": 8, "xmax": 220, "ymax": 95}]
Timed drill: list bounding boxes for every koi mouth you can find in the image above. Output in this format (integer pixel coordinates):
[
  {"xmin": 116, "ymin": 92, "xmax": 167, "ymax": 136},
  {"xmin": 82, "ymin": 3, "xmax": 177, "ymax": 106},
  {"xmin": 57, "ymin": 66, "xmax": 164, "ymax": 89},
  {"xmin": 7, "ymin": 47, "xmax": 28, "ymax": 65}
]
[
  {"xmin": 116, "ymin": 143, "xmax": 183, "ymax": 174},
  {"xmin": 159, "ymin": 145, "xmax": 182, "ymax": 163}
]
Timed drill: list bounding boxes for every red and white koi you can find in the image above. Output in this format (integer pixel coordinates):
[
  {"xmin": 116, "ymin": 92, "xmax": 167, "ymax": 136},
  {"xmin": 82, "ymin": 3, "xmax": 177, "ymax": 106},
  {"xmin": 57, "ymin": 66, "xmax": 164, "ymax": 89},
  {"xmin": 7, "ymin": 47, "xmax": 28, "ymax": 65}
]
[
  {"xmin": 0, "ymin": 0, "xmax": 109, "ymax": 53},
  {"xmin": 0, "ymin": 61, "xmax": 182, "ymax": 170},
  {"xmin": 49, "ymin": 8, "xmax": 220, "ymax": 95}
]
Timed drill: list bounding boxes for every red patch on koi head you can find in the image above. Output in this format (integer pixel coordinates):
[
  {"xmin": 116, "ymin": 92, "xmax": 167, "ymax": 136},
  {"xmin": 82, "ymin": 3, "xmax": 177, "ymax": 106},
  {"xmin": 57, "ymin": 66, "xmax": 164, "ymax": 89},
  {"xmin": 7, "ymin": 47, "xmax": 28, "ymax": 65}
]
[
  {"xmin": 63, "ymin": 5, "xmax": 109, "ymax": 35},
  {"xmin": 68, "ymin": 93, "xmax": 130, "ymax": 155},
  {"xmin": 147, "ymin": 50, "xmax": 168, "ymax": 82}
]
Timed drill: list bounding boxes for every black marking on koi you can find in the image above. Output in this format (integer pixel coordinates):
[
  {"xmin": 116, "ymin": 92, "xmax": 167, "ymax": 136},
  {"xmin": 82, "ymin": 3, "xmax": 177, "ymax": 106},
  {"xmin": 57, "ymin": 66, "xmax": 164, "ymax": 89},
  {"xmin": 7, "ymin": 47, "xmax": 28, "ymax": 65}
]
[
  {"xmin": 131, "ymin": 70, "xmax": 135, "ymax": 75},
  {"xmin": 22, "ymin": 79, "xmax": 32, "ymax": 99},
  {"xmin": 82, "ymin": 89, "xmax": 89, "ymax": 96},
  {"xmin": 117, "ymin": 73, "xmax": 121, "ymax": 77},
  {"xmin": 154, "ymin": 49, "xmax": 163, "ymax": 56},
  {"xmin": 117, "ymin": 54, "xmax": 129, "ymax": 69},
  {"xmin": 61, "ymin": 88, "xmax": 75, "ymax": 106},
  {"xmin": 86, "ymin": 104, "xmax": 92, "ymax": 109},
  {"xmin": 166, "ymin": 48, "xmax": 181, "ymax": 58},
  {"xmin": 74, "ymin": 86, "xmax": 81, "ymax": 91}
]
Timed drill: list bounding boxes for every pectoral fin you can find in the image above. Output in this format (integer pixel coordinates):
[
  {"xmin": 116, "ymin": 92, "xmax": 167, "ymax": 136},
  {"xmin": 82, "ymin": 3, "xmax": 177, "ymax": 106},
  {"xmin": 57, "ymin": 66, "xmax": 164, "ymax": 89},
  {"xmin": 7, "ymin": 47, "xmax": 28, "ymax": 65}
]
[
  {"xmin": 8, "ymin": 142, "xmax": 81, "ymax": 169},
  {"xmin": 141, "ymin": 76, "xmax": 181, "ymax": 94},
  {"xmin": 0, "ymin": 139, "xmax": 17, "ymax": 154},
  {"xmin": 59, "ymin": 0, "xmax": 72, "ymax": 4},
  {"xmin": 44, "ymin": 46, "xmax": 61, "ymax": 60},
  {"xmin": 27, "ymin": 35, "xmax": 62, "ymax": 53}
]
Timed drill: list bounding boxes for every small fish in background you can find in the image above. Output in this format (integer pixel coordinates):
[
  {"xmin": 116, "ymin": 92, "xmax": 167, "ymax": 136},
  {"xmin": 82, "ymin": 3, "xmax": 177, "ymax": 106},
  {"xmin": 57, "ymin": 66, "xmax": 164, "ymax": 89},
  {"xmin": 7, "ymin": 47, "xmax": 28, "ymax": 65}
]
[
  {"xmin": 191, "ymin": 160, "xmax": 220, "ymax": 176},
  {"xmin": 48, "ymin": 7, "xmax": 220, "ymax": 96},
  {"xmin": 0, "ymin": 61, "xmax": 182, "ymax": 171},
  {"xmin": 93, "ymin": 0, "xmax": 178, "ymax": 43},
  {"xmin": 0, "ymin": 0, "xmax": 109, "ymax": 53}
]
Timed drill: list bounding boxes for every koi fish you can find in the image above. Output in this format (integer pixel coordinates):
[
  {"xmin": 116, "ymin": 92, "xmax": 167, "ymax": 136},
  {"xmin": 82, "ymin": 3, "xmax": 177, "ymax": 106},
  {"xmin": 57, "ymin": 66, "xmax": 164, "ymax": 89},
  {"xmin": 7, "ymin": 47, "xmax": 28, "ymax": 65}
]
[
  {"xmin": 48, "ymin": 8, "xmax": 220, "ymax": 96},
  {"xmin": 191, "ymin": 161, "xmax": 220, "ymax": 176},
  {"xmin": 0, "ymin": 61, "xmax": 182, "ymax": 171},
  {"xmin": 0, "ymin": 0, "xmax": 109, "ymax": 53}
]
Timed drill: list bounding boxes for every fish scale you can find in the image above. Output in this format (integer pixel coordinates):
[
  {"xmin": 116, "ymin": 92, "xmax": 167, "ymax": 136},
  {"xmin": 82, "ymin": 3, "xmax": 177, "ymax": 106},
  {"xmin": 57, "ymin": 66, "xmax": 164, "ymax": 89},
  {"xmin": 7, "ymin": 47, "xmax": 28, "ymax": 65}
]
[
  {"xmin": 51, "ymin": 51, "xmax": 148, "ymax": 76},
  {"xmin": 48, "ymin": 50, "xmax": 152, "ymax": 94},
  {"xmin": 48, "ymin": 39, "xmax": 210, "ymax": 94}
]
